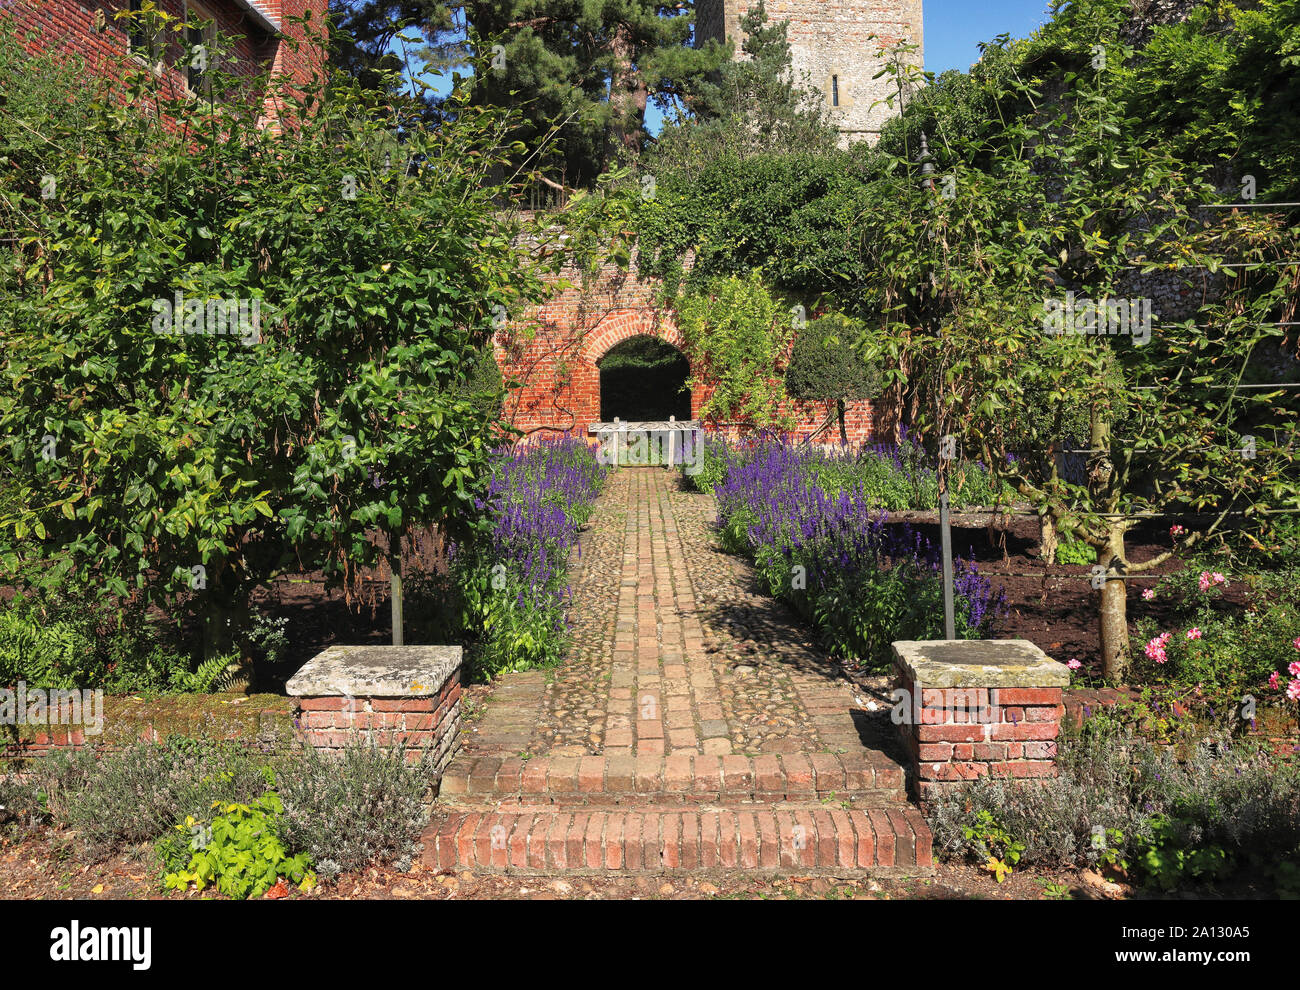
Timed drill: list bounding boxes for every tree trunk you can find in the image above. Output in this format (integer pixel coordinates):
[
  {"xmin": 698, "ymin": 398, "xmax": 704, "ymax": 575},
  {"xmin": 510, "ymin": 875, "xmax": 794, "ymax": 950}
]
[
  {"xmin": 390, "ymin": 532, "xmax": 404, "ymax": 647},
  {"xmin": 1100, "ymin": 525, "xmax": 1129, "ymax": 682},
  {"xmin": 837, "ymin": 398, "xmax": 848, "ymax": 446},
  {"xmin": 1038, "ymin": 512, "xmax": 1058, "ymax": 564},
  {"xmin": 608, "ymin": 24, "xmax": 647, "ymax": 165},
  {"xmin": 1090, "ymin": 398, "xmax": 1128, "ymax": 682}
]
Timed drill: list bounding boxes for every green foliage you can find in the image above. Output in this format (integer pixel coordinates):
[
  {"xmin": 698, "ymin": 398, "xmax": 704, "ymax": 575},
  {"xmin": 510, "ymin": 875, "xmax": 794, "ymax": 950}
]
[
  {"xmin": 930, "ymin": 709, "xmax": 1300, "ymax": 894},
  {"xmin": 0, "ymin": 17, "xmax": 546, "ymax": 653},
  {"xmin": 454, "ymin": 344, "xmax": 507, "ymax": 423},
  {"xmin": 1131, "ymin": 570, "xmax": 1300, "ymax": 702},
  {"xmin": 163, "ymin": 792, "xmax": 314, "ymax": 899},
  {"xmin": 33, "ymin": 737, "xmax": 275, "ymax": 859},
  {"xmin": 712, "ymin": 443, "xmax": 1001, "ymax": 668},
  {"xmin": 962, "ymin": 809, "xmax": 1025, "ymax": 883},
  {"xmin": 785, "ymin": 314, "xmax": 881, "ymax": 405},
  {"xmin": 458, "ymin": 1, "xmax": 728, "ymax": 188},
  {"xmin": 406, "ymin": 439, "xmax": 607, "ymax": 680},
  {"xmin": 0, "ymin": 774, "xmax": 42, "ymax": 838},
  {"xmin": 647, "ymin": 0, "xmax": 838, "ymax": 179},
  {"xmin": 1054, "ymin": 535, "xmax": 1098, "ymax": 566},
  {"xmin": 681, "ymin": 435, "xmax": 733, "ymax": 494},
  {"xmin": 1132, "ymin": 814, "xmax": 1229, "ymax": 892},
  {"xmin": 628, "ymin": 149, "xmax": 879, "ymax": 308},
  {"xmin": 443, "ymin": 556, "xmax": 566, "ymax": 678},
  {"xmin": 856, "ymin": 16, "xmax": 1300, "ymax": 679},
  {"xmin": 785, "ymin": 313, "xmax": 882, "ymax": 443},
  {"xmin": 276, "ymin": 741, "xmax": 436, "ymax": 881},
  {"xmin": 0, "ymin": 587, "xmax": 235, "ymax": 693},
  {"xmin": 788, "ymin": 551, "xmax": 986, "ymax": 669},
  {"xmin": 676, "ymin": 272, "xmax": 795, "ymax": 429}
]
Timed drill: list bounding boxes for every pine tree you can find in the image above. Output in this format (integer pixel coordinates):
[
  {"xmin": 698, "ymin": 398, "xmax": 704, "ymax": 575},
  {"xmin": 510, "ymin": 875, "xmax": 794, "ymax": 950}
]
[
  {"xmin": 646, "ymin": 0, "xmax": 839, "ymax": 178},
  {"xmin": 329, "ymin": 1, "xmax": 730, "ymax": 189}
]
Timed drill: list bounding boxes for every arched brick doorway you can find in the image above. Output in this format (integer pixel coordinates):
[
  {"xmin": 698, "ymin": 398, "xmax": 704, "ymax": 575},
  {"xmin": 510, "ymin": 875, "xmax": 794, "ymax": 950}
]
[
  {"xmin": 598, "ymin": 336, "xmax": 692, "ymax": 422},
  {"xmin": 574, "ymin": 310, "xmax": 699, "ymax": 426}
]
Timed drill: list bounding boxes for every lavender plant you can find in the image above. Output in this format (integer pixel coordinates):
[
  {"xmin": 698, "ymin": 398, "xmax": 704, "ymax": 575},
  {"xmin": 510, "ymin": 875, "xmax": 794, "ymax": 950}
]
[
  {"xmin": 713, "ymin": 440, "xmax": 1004, "ymax": 668},
  {"xmin": 451, "ymin": 437, "xmax": 609, "ymax": 679}
]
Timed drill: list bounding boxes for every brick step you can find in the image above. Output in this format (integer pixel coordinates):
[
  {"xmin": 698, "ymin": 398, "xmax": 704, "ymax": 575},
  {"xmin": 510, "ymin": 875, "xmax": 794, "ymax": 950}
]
[
  {"xmin": 438, "ymin": 751, "xmax": 907, "ymax": 807},
  {"xmin": 420, "ymin": 805, "xmax": 934, "ymax": 876}
]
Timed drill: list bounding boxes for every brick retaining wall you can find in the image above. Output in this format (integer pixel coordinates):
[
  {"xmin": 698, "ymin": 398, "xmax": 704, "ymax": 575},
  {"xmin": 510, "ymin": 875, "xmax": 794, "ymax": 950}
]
[{"xmin": 0, "ymin": 693, "xmax": 296, "ymax": 766}]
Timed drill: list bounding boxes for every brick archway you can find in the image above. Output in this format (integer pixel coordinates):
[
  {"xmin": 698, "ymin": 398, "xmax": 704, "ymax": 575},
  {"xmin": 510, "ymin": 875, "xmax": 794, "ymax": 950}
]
[
  {"xmin": 581, "ymin": 309, "xmax": 686, "ymax": 366},
  {"xmin": 570, "ymin": 310, "xmax": 699, "ymax": 428}
]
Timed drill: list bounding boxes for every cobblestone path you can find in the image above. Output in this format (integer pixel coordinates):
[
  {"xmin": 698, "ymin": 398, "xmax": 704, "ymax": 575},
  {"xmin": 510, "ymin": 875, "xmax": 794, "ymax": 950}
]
[{"xmin": 424, "ymin": 468, "xmax": 932, "ymax": 876}]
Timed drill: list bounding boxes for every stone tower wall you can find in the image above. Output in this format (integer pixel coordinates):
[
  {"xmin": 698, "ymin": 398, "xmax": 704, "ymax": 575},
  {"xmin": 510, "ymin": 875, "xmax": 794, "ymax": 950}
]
[{"xmin": 696, "ymin": 0, "xmax": 925, "ymax": 144}]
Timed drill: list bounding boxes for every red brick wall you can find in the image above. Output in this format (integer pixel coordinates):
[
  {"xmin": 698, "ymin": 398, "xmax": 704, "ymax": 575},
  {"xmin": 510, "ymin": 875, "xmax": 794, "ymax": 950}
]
[
  {"xmin": 893, "ymin": 677, "xmax": 1065, "ymax": 803},
  {"xmin": 498, "ymin": 258, "xmax": 878, "ymax": 445},
  {"xmin": 1, "ymin": 0, "xmax": 326, "ymax": 127},
  {"xmin": 295, "ymin": 679, "xmax": 463, "ymax": 770}
]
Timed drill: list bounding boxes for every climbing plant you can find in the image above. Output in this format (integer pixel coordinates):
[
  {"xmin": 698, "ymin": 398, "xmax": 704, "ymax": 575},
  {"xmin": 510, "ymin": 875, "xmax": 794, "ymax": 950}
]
[{"xmin": 675, "ymin": 272, "xmax": 796, "ymax": 430}]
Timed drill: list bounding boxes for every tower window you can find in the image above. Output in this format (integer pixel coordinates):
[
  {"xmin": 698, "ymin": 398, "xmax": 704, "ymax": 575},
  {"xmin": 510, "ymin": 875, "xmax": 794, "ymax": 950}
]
[{"xmin": 831, "ymin": 75, "xmax": 840, "ymax": 107}]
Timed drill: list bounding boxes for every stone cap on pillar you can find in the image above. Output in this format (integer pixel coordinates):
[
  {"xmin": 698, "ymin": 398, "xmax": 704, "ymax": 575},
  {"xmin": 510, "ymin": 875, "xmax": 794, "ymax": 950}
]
[
  {"xmin": 891, "ymin": 640, "xmax": 1070, "ymax": 688},
  {"xmin": 286, "ymin": 645, "xmax": 462, "ymax": 698}
]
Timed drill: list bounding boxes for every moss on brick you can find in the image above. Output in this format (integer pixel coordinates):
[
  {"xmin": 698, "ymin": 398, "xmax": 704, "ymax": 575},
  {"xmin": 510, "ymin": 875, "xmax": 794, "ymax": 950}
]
[{"xmin": 1, "ymin": 692, "xmax": 296, "ymax": 752}]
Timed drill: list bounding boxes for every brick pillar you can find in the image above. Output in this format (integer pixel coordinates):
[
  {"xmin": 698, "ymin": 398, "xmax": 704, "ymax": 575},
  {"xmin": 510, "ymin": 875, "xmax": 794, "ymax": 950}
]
[
  {"xmin": 286, "ymin": 645, "xmax": 462, "ymax": 772},
  {"xmin": 890, "ymin": 640, "xmax": 1069, "ymax": 803}
]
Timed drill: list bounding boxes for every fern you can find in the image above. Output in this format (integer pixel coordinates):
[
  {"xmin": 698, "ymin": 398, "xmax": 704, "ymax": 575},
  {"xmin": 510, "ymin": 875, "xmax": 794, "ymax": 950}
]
[
  {"xmin": 169, "ymin": 653, "xmax": 238, "ymax": 694},
  {"xmin": 0, "ymin": 609, "xmax": 99, "ymax": 689}
]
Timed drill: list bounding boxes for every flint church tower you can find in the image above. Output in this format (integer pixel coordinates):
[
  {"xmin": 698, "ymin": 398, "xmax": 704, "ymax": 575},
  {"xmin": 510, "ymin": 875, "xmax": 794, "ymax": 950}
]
[{"xmin": 695, "ymin": 0, "xmax": 925, "ymax": 145}]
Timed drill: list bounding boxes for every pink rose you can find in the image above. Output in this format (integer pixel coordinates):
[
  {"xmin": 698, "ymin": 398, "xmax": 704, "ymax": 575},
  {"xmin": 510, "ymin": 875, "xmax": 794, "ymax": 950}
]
[
  {"xmin": 1142, "ymin": 588, "xmax": 1155, "ymax": 601},
  {"xmin": 1270, "ymin": 671, "xmax": 1281, "ymax": 690},
  {"xmin": 1289, "ymin": 661, "xmax": 1300, "ymax": 678},
  {"xmin": 1144, "ymin": 632, "xmax": 1172, "ymax": 664},
  {"xmin": 1186, "ymin": 627, "xmax": 1202, "ymax": 640},
  {"xmin": 1288, "ymin": 680, "xmax": 1300, "ymax": 702},
  {"xmin": 1067, "ymin": 658, "xmax": 1082, "ymax": 670}
]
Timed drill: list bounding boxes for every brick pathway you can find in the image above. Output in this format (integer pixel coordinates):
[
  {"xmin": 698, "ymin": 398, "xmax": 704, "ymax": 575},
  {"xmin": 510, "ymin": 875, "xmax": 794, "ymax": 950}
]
[{"xmin": 422, "ymin": 468, "xmax": 932, "ymax": 876}]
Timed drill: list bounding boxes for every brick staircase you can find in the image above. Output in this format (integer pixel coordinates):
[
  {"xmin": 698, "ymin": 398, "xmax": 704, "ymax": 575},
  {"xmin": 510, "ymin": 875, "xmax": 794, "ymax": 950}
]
[{"xmin": 420, "ymin": 748, "xmax": 933, "ymax": 876}]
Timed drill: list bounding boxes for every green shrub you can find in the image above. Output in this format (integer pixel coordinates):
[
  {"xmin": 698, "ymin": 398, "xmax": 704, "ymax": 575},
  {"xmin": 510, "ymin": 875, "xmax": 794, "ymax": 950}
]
[
  {"xmin": 1131, "ymin": 569, "xmax": 1300, "ymax": 703},
  {"xmin": 0, "ymin": 17, "xmax": 544, "ymax": 652},
  {"xmin": 454, "ymin": 557, "xmax": 566, "ymax": 679},
  {"xmin": 0, "ymin": 775, "xmax": 43, "ymax": 838},
  {"xmin": 0, "ymin": 588, "xmax": 238, "ymax": 693},
  {"xmin": 34, "ymin": 737, "xmax": 274, "ymax": 858},
  {"xmin": 163, "ymin": 792, "xmax": 314, "ymax": 899},
  {"xmin": 676, "ymin": 272, "xmax": 795, "ymax": 429},
  {"xmin": 276, "ymin": 742, "xmax": 436, "ymax": 882},
  {"xmin": 1054, "ymin": 535, "xmax": 1098, "ymax": 566},
  {"xmin": 784, "ymin": 313, "xmax": 882, "ymax": 444},
  {"xmin": 929, "ymin": 711, "xmax": 1300, "ymax": 893}
]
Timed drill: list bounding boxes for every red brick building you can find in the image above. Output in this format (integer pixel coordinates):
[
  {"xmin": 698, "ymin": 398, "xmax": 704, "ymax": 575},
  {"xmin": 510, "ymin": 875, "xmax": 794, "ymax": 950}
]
[{"xmin": 2, "ymin": 0, "xmax": 326, "ymax": 128}]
